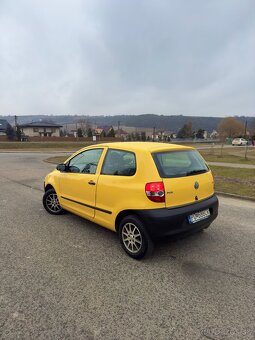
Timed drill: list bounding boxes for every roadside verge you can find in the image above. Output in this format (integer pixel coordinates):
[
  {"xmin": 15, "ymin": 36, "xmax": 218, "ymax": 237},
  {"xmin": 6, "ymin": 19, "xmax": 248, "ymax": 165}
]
[{"xmin": 215, "ymin": 191, "xmax": 255, "ymax": 202}]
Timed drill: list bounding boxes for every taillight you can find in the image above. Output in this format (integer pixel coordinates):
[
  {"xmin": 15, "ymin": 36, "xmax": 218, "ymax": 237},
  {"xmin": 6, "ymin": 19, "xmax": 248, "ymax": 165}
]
[{"xmin": 145, "ymin": 182, "xmax": 165, "ymax": 202}]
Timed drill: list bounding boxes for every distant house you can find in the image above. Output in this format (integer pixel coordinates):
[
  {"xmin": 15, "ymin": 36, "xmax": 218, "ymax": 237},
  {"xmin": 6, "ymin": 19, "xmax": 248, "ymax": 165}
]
[
  {"xmin": 19, "ymin": 122, "xmax": 62, "ymax": 137},
  {"xmin": 203, "ymin": 130, "xmax": 208, "ymax": 139},
  {"xmin": 0, "ymin": 119, "xmax": 9, "ymax": 135},
  {"xmin": 118, "ymin": 128, "xmax": 128, "ymax": 139},
  {"xmin": 94, "ymin": 128, "xmax": 106, "ymax": 137},
  {"xmin": 152, "ymin": 130, "xmax": 174, "ymax": 141},
  {"xmin": 210, "ymin": 130, "xmax": 219, "ymax": 139},
  {"xmin": 94, "ymin": 126, "xmax": 115, "ymax": 137}
]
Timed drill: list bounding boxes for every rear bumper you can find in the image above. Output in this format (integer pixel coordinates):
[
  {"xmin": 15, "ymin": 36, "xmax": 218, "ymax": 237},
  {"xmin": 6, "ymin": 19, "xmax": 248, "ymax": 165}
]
[{"xmin": 137, "ymin": 194, "xmax": 219, "ymax": 239}]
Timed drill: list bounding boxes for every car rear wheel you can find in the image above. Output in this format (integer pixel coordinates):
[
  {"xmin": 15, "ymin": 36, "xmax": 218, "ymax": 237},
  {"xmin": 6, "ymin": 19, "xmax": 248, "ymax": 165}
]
[
  {"xmin": 118, "ymin": 215, "xmax": 154, "ymax": 259},
  {"xmin": 43, "ymin": 189, "xmax": 65, "ymax": 215}
]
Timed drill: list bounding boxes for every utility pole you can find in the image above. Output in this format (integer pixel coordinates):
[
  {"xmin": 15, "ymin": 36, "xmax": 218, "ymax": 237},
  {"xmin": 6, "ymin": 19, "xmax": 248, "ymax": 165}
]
[
  {"xmin": 153, "ymin": 126, "xmax": 156, "ymax": 142},
  {"xmin": 117, "ymin": 121, "xmax": 120, "ymax": 138},
  {"xmin": 14, "ymin": 115, "xmax": 17, "ymax": 132},
  {"xmin": 244, "ymin": 120, "xmax": 248, "ymax": 160}
]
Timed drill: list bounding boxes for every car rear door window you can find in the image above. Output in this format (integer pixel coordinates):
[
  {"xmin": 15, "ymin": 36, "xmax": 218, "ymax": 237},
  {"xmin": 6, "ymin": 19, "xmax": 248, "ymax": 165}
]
[
  {"xmin": 153, "ymin": 150, "xmax": 208, "ymax": 178},
  {"xmin": 101, "ymin": 149, "xmax": 136, "ymax": 176}
]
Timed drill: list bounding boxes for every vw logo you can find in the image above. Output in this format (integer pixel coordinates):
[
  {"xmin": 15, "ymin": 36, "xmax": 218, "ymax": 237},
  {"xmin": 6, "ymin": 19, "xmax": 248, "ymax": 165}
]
[{"xmin": 194, "ymin": 181, "xmax": 199, "ymax": 190}]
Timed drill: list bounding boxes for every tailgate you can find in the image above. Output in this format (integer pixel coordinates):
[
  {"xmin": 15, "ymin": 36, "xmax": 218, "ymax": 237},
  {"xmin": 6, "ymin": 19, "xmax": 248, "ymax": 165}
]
[
  {"xmin": 152, "ymin": 149, "xmax": 214, "ymax": 208},
  {"xmin": 163, "ymin": 171, "xmax": 214, "ymax": 208}
]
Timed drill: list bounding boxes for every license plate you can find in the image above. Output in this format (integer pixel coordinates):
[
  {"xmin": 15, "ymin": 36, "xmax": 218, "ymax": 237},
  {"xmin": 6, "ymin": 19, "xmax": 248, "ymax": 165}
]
[{"xmin": 188, "ymin": 209, "xmax": 210, "ymax": 224}]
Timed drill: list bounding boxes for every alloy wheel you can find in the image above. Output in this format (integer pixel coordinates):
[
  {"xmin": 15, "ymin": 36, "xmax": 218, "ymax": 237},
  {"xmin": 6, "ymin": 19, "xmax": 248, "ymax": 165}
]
[
  {"xmin": 45, "ymin": 193, "xmax": 62, "ymax": 213},
  {"xmin": 121, "ymin": 222, "xmax": 142, "ymax": 254}
]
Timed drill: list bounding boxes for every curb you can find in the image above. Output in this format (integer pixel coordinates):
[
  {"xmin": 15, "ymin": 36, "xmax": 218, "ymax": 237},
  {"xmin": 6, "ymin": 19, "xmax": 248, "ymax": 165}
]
[
  {"xmin": 216, "ymin": 191, "xmax": 255, "ymax": 202},
  {"xmin": 208, "ymin": 162, "xmax": 255, "ymax": 169},
  {"xmin": 0, "ymin": 150, "xmax": 73, "ymax": 154}
]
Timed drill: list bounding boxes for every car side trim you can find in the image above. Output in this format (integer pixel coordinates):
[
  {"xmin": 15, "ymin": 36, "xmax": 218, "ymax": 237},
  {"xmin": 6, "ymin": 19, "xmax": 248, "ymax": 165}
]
[{"xmin": 61, "ymin": 196, "xmax": 112, "ymax": 215}]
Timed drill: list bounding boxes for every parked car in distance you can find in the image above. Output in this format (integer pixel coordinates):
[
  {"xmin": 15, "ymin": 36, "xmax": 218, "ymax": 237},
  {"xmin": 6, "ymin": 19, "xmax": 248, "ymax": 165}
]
[
  {"xmin": 43, "ymin": 142, "xmax": 218, "ymax": 259},
  {"xmin": 232, "ymin": 138, "xmax": 248, "ymax": 146}
]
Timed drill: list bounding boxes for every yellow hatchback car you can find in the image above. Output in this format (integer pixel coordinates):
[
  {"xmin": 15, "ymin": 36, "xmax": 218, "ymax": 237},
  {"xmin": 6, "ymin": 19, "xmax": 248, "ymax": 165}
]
[{"xmin": 43, "ymin": 142, "xmax": 218, "ymax": 259}]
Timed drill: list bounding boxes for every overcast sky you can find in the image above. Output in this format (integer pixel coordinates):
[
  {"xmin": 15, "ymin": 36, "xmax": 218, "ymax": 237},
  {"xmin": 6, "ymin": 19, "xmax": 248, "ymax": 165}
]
[{"xmin": 0, "ymin": 0, "xmax": 254, "ymax": 117}]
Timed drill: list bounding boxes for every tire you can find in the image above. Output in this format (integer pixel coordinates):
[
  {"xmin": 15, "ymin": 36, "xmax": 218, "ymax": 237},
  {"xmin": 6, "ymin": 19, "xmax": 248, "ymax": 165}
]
[
  {"xmin": 43, "ymin": 189, "xmax": 65, "ymax": 215},
  {"xmin": 118, "ymin": 215, "xmax": 154, "ymax": 259}
]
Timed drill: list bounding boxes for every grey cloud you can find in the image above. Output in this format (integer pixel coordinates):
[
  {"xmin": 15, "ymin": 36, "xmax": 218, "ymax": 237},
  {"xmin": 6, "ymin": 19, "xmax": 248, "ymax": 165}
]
[{"xmin": 0, "ymin": 0, "xmax": 254, "ymax": 116}]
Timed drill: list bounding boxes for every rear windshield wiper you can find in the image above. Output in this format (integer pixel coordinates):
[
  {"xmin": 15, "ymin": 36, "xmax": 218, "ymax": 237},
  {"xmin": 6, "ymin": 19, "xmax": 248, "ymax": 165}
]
[{"xmin": 186, "ymin": 169, "xmax": 207, "ymax": 176}]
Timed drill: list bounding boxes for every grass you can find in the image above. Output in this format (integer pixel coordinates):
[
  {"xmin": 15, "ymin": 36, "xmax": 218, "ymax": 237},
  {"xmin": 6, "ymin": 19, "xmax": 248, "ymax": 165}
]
[
  {"xmin": 0, "ymin": 142, "xmax": 93, "ymax": 150},
  {"xmin": 0, "ymin": 140, "xmax": 213, "ymax": 149},
  {"xmin": 45, "ymin": 155, "xmax": 70, "ymax": 164},
  {"xmin": 210, "ymin": 165, "xmax": 255, "ymax": 198},
  {"xmin": 1, "ymin": 140, "xmax": 254, "ymax": 159},
  {"xmin": 200, "ymin": 147, "xmax": 255, "ymax": 165},
  {"xmin": 45, "ymin": 156, "xmax": 255, "ymax": 199}
]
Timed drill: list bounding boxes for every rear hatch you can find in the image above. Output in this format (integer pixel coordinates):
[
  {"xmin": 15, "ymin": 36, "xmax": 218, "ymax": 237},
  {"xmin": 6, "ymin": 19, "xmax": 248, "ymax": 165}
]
[{"xmin": 152, "ymin": 149, "xmax": 214, "ymax": 208}]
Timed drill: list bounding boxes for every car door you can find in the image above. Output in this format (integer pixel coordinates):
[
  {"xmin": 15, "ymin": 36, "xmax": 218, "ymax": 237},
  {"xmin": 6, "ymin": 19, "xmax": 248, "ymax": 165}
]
[
  {"xmin": 95, "ymin": 148, "xmax": 137, "ymax": 228},
  {"xmin": 58, "ymin": 148, "xmax": 105, "ymax": 219}
]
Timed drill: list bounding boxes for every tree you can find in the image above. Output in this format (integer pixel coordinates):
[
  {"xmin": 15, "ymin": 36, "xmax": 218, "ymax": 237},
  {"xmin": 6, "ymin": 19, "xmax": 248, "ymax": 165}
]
[
  {"xmin": 218, "ymin": 117, "xmax": 244, "ymax": 140},
  {"xmin": 87, "ymin": 128, "xmax": 93, "ymax": 137},
  {"xmin": 77, "ymin": 119, "xmax": 91, "ymax": 136},
  {"xmin": 135, "ymin": 132, "xmax": 140, "ymax": 141},
  {"xmin": 250, "ymin": 118, "xmax": 255, "ymax": 139},
  {"xmin": 6, "ymin": 124, "xmax": 15, "ymax": 140},
  {"xmin": 77, "ymin": 128, "xmax": 83, "ymax": 137},
  {"xmin": 196, "ymin": 129, "xmax": 205, "ymax": 139},
  {"xmin": 177, "ymin": 122, "xmax": 193, "ymax": 139},
  {"xmin": 107, "ymin": 127, "xmax": 115, "ymax": 137},
  {"xmin": 141, "ymin": 131, "xmax": 146, "ymax": 141},
  {"xmin": 16, "ymin": 125, "xmax": 22, "ymax": 141}
]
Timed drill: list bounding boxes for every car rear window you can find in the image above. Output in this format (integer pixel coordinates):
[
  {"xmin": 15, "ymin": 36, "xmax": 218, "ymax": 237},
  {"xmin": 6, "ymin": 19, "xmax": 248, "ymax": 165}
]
[
  {"xmin": 101, "ymin": 149, "xmax": 136, "ymax": 176},
  {"xmin": 152, "ymin": 150, "xmax": 209, "ymax": 178}
]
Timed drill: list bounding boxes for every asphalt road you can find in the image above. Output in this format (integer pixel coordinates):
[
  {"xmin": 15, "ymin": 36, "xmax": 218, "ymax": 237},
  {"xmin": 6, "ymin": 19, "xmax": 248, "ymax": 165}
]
[{"xmin": 0, "ymin": 153, "xmax": 254, "ymax": 340}]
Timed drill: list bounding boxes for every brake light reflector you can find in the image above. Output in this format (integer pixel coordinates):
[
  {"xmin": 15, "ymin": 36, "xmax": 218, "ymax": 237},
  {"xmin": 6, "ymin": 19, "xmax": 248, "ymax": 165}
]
[{"xmin": 145, "ymin": 182, "xmax": 165, "ymax": 202}]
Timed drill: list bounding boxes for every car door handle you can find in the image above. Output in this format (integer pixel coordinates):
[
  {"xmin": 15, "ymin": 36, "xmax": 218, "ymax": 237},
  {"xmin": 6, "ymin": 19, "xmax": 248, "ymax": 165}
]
[{"xmin": 88, "ymin": 180, "xmax": 96, "ymax": 185}]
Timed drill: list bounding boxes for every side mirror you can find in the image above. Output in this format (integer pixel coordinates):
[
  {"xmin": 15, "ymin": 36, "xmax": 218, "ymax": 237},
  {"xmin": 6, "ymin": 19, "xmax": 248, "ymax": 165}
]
[{"xmin": 56, "ymin": 163, "xmax": 67, "ymax": 172}]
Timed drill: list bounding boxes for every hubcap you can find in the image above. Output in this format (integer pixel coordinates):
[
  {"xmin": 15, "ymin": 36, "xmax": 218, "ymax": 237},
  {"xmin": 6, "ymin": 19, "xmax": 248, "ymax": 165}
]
[
  {"xmin": 122, "ymin": 223, "xmax": 142, "ymax": 254},
  {"xmin": 46, "ymin": 193, "xmax": 61, "ymax": 212}
]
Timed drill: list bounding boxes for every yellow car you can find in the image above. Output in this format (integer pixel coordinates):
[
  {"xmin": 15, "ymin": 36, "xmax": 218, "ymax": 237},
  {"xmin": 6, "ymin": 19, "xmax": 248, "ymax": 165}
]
[{"xmin": 43, "ymin": 142, "xmax": 218, "ymax": 259}]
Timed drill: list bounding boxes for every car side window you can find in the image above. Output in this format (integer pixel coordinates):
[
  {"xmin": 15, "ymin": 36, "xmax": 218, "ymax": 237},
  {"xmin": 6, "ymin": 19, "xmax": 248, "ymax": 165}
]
[
  {"xmin": 101, "ymin": 149, "xmax": 136, "ymax": 176},
  {"xmin": 68, "ymin": 148, "xmax": 103, "ymax": 174}
]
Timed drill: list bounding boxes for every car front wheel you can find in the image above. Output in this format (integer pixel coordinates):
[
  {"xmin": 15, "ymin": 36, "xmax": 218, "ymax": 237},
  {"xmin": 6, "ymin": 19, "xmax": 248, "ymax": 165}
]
[
  {"xmin": 118, "ymin": 215, "xmax": 154, "ymax": 259},
  {"xmin": 43, "ymin": 189, "xmax": 65, "ymax": 215}
]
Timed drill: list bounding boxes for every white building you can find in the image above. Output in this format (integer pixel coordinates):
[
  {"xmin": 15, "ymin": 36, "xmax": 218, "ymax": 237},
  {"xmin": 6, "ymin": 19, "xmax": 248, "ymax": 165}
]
[
  {"xmin": 19, "ymin": 122, "xmax": 62, "ymax": 137},
  {"xmin": 0, "ymin": 119, "xmax": 9, "ymax": 135}
]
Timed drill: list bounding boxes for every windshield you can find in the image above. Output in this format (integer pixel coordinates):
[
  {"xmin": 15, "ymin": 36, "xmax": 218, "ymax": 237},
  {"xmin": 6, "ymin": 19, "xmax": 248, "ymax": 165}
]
[{"xmin": 152, "ymin": 150, "xmax": 209, "ymax": 178}]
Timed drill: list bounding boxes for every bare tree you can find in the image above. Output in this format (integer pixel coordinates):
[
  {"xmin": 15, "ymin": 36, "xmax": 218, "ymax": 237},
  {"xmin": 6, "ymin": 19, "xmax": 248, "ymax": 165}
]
[
  {"xmin": 250, "ymin": 118, "xmax": 255, "ymax": 137},
  {"xmin": 218, "ymin": 117, "xmax": 244, "ymax": 141},
  {"xmin": 77, "ymin": 119, "xmax": 91, "ymax": 136}
]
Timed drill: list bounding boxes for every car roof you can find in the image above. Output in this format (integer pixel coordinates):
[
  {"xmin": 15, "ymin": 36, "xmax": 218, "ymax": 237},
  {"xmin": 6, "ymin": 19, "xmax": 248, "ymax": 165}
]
[{"xmin": 85, "ymin": 142, "xmax": 193, "ymax": 153}]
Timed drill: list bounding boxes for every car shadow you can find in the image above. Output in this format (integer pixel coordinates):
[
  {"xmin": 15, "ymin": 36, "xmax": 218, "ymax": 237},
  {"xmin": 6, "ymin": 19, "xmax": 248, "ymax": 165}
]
[{"xmin": 43, "ymin": 200, "xmax": 217, "ymax": 261}]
